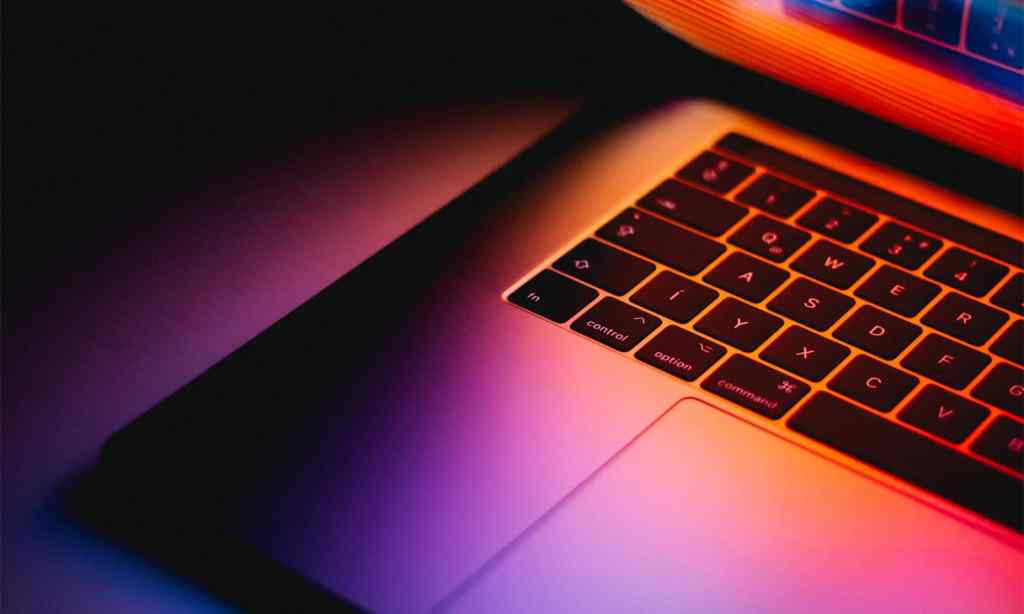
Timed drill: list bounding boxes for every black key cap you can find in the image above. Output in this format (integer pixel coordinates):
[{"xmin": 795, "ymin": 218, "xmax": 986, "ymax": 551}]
[
  {"xmin": 728, "ymin": 215, "xmax": 810, "ymax": 262},
  {"xmin": 972, "ymin": 363, "xmax": 1024, "ymax": 417},
  {"xmin": 860, "ymin": 222, "xmax": 942, "ymax": 270},
  {"xmin": 734, "ymin": 173, "xmax": 814, "ymax": 218},
  {"xmin": 636, "ymin": 326, "xmax": 725, "ymax": 381},
  {"xmin": 638, "ymin": 180, "xmax": 748, "ymax": 237},
  {"xmin": 922, "ymin": 292, "xmax": 1009, "ymax": 346},
  {"xmin": 841, "ymin": 0, "xmax": 898, "ymax": 22},
  {"xmin": 991, "ymin": 273, "xmax": 1023, "ymax": 315},
  {"xmin": 675, "ymin": 151, "xmax": 753, "ymax": 194},
  {"xmin": 854, "ymin": 265, "xmax": 940, "ymax": 317},
  {"xmin": 924, "ymin": 248, "xmax": 1008, "ymax": 297},
  {"xmin": 509, "ymin": 270, "xmax": 598, "ymax": 324},
  {"xmin": 630, "ymin": 271, "xmax": 718, "ymax": 324},
  {"xmin": 790, "ymin": 391, "xmax": 1022, "ymax": 531},
  {"xmin": 834, "ymin": 305, "xmax": 921, "ymax": 359},
  {"xmin": 972, "ymin": 416, "xmax": 1024, "ymax": 473},
  {"xmin": 704, "ymin": 252, "xmax": 789, "ymax": 303},
  {"xmin": 767, "ymin": 277, "xmax": 855, "ymax": 331},
  {"xmin": 828, "ymin": 354, "xmax": 919, "ymax": 412},
  {"xmin": 966, "ymin": 0, "xmax": 1023, "ymax": 69},
  {"xmin": 695, "ymin": 297, "xmax": 783, "ymax": 351},
  {"xmin": 554, "ymin": 239, "xmax": 654, "ymax": 296},
  {"xmin": 991, "ymin": 320, "xmax": 1022, "ymax": 365},
  {"xmin": 900, "ymin": 334, "xmax": 991, "ymax": 390},
  {"xmin": 702, "ymin": 354, "xmax": 809, "ymax": 419},
  {"xmin": 598, "ymin": 208, "xmax": 725, "ymax": 275},
  {"xmin": 571, "ymin": 297, "xmax": 660, "ymax": 351},
  {"xmin": 792, "ymin": 240, "xmax": 875, "ymax": 290},
  {"xmin": 903, "ymin": 0, "xmax": 966, "ymax": 44},
  {"xmin": 900, "ymin": 385, "xmax": 989, "ymax": 444},
  {"xmin": 760, "ymin": 325, "xmax": 850, "ymax": 381},
  {"xmin": 797, "ymin": 198, "xmax": 878, "ymax": 243}
]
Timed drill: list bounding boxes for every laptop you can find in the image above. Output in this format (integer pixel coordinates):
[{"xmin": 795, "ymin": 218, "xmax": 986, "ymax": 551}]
[{"xmin": 82, "ymin": 1, "xmax": 1024, "ymax": 612}]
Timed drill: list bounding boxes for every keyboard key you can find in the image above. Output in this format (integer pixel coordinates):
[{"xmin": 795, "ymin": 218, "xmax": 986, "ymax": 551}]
[
  {"xmin": 899, "ymin": 385, "xmax": 989, "ymax": 444},
  {"xmin": 972, "ymin": 362, "xmax": 1024, "ymax": 417},
  {"xmin": 734, "ymin": 174, "xmax": 815, "ymax": 218},
  {"xmin": 854, "ymin": 265, "xmax": 940, "ymax": 317},
  {"xmin": 924, "ymin": 248, "xmax": 1008, "ymax": 296},
  {"xmin": 859, "ymin": 222, "xmax": 942, "ymax": 270},
  {"xmin": 509, "ymin": 270, "xmax": 598, "ymax": 323},
  {"xmin": 598, "ymin": 208, "xmax": 725, "ymax": 275},
  {"xmin": 702, "ymin": 354, "xmax": 809, "ymax": 419},
  {"xmin": 704, "ymin": 251, "xmax": 789, "ymax": 302},
  {"xmin": 792, "ymin": 240, "xmax": 875, "ymax": 290},
  {"xmin": 767, "ymin": 277, "xmax": 855, "ymax": 331},
  {"xmin": 760, "ymin": 325, "xmax": 850, "ymax": 381},
  {"xmin": 991, "ymin": 273, "xmax": 1023, "ymax": 315},
  {"xmin": 554, "ymin": 239, "xmax": 654, "ymax": 295},
  {"xmin": 900, "ymin": 334, "xmax": 991, "ymax": 390},
  {"xmin": 922, "ymin": 292, "xmax": 1009, "ymax": 346},
  {"xmin": 834, "ymin": 305, "xmax": 921, "ymax": 359},
  {"xmin": 637, "ymin": 181, "xmax": 747, "ymax": 236},
  {"xmin": 695, "ymin": 297, "xmax": 783, "ymax": 352},
  {"xmin": 841, "ymin": 0, "xmax": 898, "ymax": 22},
  {"xmin": 789, "ymin": 391, "xmax": 1022, "ymax": 531},
  {"xmin": 903, "ymin": 0, "xmax": 966, "ymax": 45},
  {"xmin": 728, "ymin": 215, "xmax": 810, "ymax": 262},
  {"xmin": 636, "ymin": 326, "xmax": 725, "ymax": 381},
  {"xmin": 571, "ymin": 297, "xmax": 660, "ymax": 351},
  {"xmin": 797, "ymin": 198, "xmax": 878, "ymax": 243},
  {"xmin": 971, "ymin": 416, "xmax": 1024, "ymax": 474},
  {"xmin": 991, "ymin": 320, "xmax": 1022, "ymax": 365},
  {"xmin": 630, "ymin": 271, "xmax": 718, "ymax": 324},
  {"xmin": 828, "ymin": 354, "xmax": 919, "ymax": 412},
  {"xmin": 966, "ymin": 0, "xmax": 1023, "ymax": 69},
  {"xmin": 675, "ymin": 151, "xmax": 753, "ymax": 194}
]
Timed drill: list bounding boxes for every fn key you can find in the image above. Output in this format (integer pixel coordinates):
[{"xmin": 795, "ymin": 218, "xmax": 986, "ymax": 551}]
[{"xmin": 509, "ymin": 270, "xmax": 597, "ymax": 323}]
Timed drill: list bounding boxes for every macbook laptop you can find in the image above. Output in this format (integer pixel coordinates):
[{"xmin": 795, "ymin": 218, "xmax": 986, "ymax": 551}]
[{"xmin": 83, "ymin": 1, "xmax": 1023, "ymax": 612}]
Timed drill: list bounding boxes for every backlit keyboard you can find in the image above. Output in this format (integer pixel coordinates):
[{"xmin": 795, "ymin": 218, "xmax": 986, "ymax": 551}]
[{"xmin": 506, "ymin": 133, "xmax": 1024, "ymax": 532}]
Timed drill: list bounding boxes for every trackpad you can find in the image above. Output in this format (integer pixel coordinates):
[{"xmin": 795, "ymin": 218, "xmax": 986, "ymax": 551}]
[{"xmin": 439, "ymin": 398, "xmax": 1021, "ymax": 614}]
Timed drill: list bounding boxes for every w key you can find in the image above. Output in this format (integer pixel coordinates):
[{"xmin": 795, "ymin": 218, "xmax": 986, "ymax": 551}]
[{"xmin": 792, "ymin": 240, "xmax": 874, "ymax": 290}]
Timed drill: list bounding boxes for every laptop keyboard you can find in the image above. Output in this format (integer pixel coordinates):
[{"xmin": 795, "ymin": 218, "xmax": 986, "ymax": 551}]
[{"xmin": 506, "ymin": 134, "xmax": 1024, "ymax": 532}]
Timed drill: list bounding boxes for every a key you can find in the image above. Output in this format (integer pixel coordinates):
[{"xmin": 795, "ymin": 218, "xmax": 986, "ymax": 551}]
[
  {"xmin": 701, "ymin": 354, "xmax": 809, "ymax": 419},
  {"xmin": 900, "ymin": 334, "xmax": 991, "ymax": 390},
  {"xmin": 637, "ymin": 180, "xmax": 748, "ymax": 237},
  {"xmin": 598, "ymin": 208, "xmax": 725, "ymax": 275},
  {"xmin": 630, "ymin": 271, "xmax": 718, "ymax": 324},
  {"xmin": 834, "ymin": 305, "xmax": 921, "ymax": 360},
  {"xmin": 767, "ymin": 277, "xmax": 855, "ymax": 331},
  {"xmin": 727, "ymin": 215, "xmax": 810, "ymax": 262},
  {"xmin": 924, "ymin": 248, "xmax": 1008, "ymax": 296},
  {"xmin": 792, "ymin": 240, "xmax": 875, "ymax": 289},
  {"xmin": 789, "ymin": 391, "xmax": 1022, "ymax": 530},
  {"xmin": 571, "ymin": 297, "xmax": 660, "ymax": 351},
  {"xmin": 828, "ymin": 354, "xmax": 919, "ymax": 412},
  {"xmin": 922, "ymin": 292, "xmax": 1009, "ymax": 346},
  {"xmin": 760, "ymin": 325, "xmax": 850, "ymax": 381},
  {"xmin": 703, "ymin": 251, "xmax": 789, "ymax": 302},
  {"xmin": 797, "ymin": 197, "xmax": 878, "ymax": 243},
  {"xmin": 903, "ymin": 0, "xmax": 966, "ymax": 45},
  {"xmin": 899, "ymin": 385, "xmax": 989, "ymax": 444},
  {"xmin": 854, "ymin": 265, "xmax": 940, "ymax": 317},
  {"xmin": 971, "ymin": 362, "xmax": 1024, "ymax": 418},
  {"xmin": 675, "ymin": 151, "xmax": 754, "ymax": 194},
  {"xmin": 635, "ymin": 326, "xmax": 725, "ymax": 381},
  {"xmin": 990, "ymin": 320, "xmax": 1022, "ymax": 366},
  {"xmin": 971, "ymin": 416, "xmax": 1024, "ymax": 473},
  {"xmin": 734, "ymin": 173, "xmax": 815, "ymax": 218},
  {"xmin": 991, "ymin": 273, "xmax": 1023, "ymax": 315},
  {"xmin": 694, "ymin": 297, "xmax": 783, "ymax": 351},
  {"xmin": 509, "ymin": 270, "xmax": 598, "ymax": 323},
  {"xmin": 554, "ymin": 239, "xmax": 654, "ymax": 295}
]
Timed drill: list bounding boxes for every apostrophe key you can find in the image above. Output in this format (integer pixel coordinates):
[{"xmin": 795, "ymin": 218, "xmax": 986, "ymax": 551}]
[
  {"xmin": 854, "ymin": 265, "xmax": 940, "ymax": 317},
  {"xmin": 597, "ymin": 208, "xmax": 725, "ymax": 275},
  {"xmin": 695, "ymin": 297, "xmax": 783, "ymax": 352},
  {"xmin": 899, "ymin": 385, "xmax": 988, "ymax": 444},
  {"xmin": 924, "ymin": 248, "xmax": 1008, "ymax": 296},
  {"xmin": 971, "ymin": 363, "xmax": 1024, "ymax": 417},
  {"xmin": 734, "ymin": 173, "xmax": 815, "ymax": 218},
  {"xmin": 760, "ymin": 325, "xmax": 850, "ymax": 382},
  {"xmin": 792, "ymin": 240, "xmax": 875, "ymax": 290},
  {"xmin": 728, "ymin": 215, "xmax": 810, "ymax": 262},
  {"xmin": 860, "ymin": 222, "xmax": 942, "ymax": 270},
  {"xmin": 630, "ymin": 271, "xmax": 718, "ymax": 324},
  {"xmin": 702, "ymin": 354, "xmax": 809, "ymax": 419},
  {"xmin": 797, "ymin": 198, "xmax": 878, "ymax": 243},
  {"xmin": 635, "ymin": 326, "xmax": 725, "ymax": 381},
  {"xmin": 675, "ymin": 151, "xmax": 754, "ymax": 194},
  {"xmin": 554, "ymin": 239, "xmax": 655, "ymax": 295},
  {"xmin": 767, "ymin": 277, "xmax": 855, "ymax": 331},
  {"xmin": 703, "ymin": 252, "xmax": 789, "ymax": 302},
  {"xmin": 828, "ymin": 354, "xmax": 919, "ymax": 412},
  {"xmin": 637, "ymin": 180, "xmax": 748, "ymax": 236},
  {"xmin": 922, "ymin": 292, "xmax": 1009, "ymax": 346},
  {"xmin": 834, "ymin": 305, "xmax": 921, "ymax": 360},
  {"xmin": 509, "ymin": 270, "xmax": 598, "ymax": 324},
  {"xmin": 571, "ymin": 297, "xmax": 660, "ymax": 352},
  {"xmin": 900, "ymin": 334, "xmax": 990, "ymax": 390}
]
